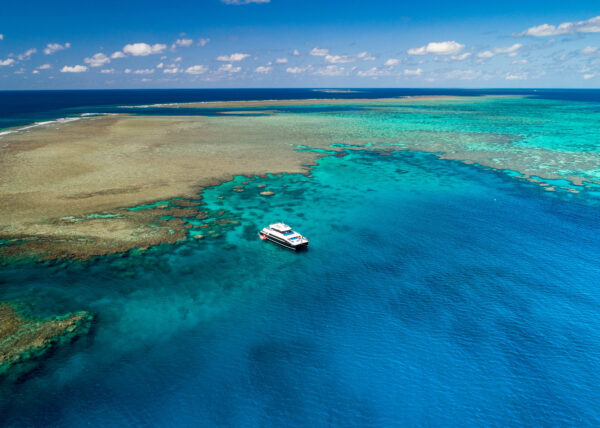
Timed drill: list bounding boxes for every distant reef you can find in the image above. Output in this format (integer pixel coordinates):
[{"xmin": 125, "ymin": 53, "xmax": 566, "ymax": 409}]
[{"xmin": 0, "ymin": 303, "xmax": 92, "ymax": 376}]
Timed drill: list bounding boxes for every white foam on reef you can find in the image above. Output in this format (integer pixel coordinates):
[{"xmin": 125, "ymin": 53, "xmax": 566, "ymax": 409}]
[{"xmin": 0, "ymin": 113, "xmax": 117, "ymax": 138}]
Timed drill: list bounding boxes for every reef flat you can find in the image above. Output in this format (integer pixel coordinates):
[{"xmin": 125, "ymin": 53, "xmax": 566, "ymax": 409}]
[
  {"xmin": 1, "ymin": 95, "xmax": 598, "ymax": 260},
  {"xmin": 0, "ymin": 303, "xmax": 92, "ymax": 376}
]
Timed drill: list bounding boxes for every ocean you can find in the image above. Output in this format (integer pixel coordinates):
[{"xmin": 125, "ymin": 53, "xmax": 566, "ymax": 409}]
[{"xmin": 1, "ymin": 89, "xmax": 599, "ymax": 426}]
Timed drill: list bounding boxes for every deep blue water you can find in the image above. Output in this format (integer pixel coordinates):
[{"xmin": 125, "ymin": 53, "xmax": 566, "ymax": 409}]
[{"xmin": 1, "ymin": 90, "xmax": 600, "ymax": 426}]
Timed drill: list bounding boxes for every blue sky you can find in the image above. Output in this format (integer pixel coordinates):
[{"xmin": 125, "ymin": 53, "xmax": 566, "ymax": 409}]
[{"xmin": 1, "ymin": 0, "xmax": 599, "ymax": 89}]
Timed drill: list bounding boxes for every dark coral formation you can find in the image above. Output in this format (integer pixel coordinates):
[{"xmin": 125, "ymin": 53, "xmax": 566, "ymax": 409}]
[{"xmin": 0, "ymin": 303, "xmax": 93, "ymax": 376}]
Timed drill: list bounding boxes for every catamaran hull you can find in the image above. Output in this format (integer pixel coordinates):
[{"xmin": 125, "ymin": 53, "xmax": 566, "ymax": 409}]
[{"xmin": 259, "ymin": 232, "xmax": 308, "ymax": 251}]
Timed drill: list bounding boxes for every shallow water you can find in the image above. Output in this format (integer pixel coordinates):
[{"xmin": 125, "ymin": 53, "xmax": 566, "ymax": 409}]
[{"xmin": 1, "ymin": 148, "xmax": 600, "ymax": 426}]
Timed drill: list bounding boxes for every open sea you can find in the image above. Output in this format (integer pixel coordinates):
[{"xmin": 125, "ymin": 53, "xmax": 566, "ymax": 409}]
[{"xmin": 1, "ymin": 89, "xmax": 600, "ymax": 427}]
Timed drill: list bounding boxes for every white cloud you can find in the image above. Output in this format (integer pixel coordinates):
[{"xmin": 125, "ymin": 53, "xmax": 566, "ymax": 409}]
[
  {"xmin": 197, "ymin": 38, "xmax": 210, "ymax": 47},
  {"xmin": 0, "ymin": 34, "xmax": 3, "ymax": 40},
  {"xmin": 404, "ymin": 68, "xmax": 423, "ymax": 76},
  {"xmin": 60, "ymin": 65, "xmax": 88, "ymax": 73},
  {"xmin": 584, "ymin": 73, "xmax": 597, "ymax": 80},
  {"xmin": 133, "ymin": 68, "xmax": 154, "ymax": 74},
  {"xmin": 84, "ymin": 53, "xmax": 110, "ymax": 67},
  {"xmin": 478, "ymin": 43, "xmax": 522, "ymax": 59},
  {"xmin": 174, "ymin": 57, "xmax": 182, "ymax": 62},
  {"xmin": 173, "ymin": 38, "xmax": 193, "ymax": 48},
  {"xmin": 123, "ymin": 43, "xmax": 167, "ymax": 56},
  {"xmin": 310, "ymin": 47, "xmax": 329, "ymax": 56},
  {"xmin": 44, "ymin": 42, "xmax": 70, "ymax": 55},
  {"xmin": 357, "ymin": 67, "xmax": 384, "ymax": 77},
  {"xmin": 255, "ymin": 66, "xmax": 272, "ymax": 73},
  {"xmin": 286, "ymin": 66, "xmax": 310, "ymax": 74},
  {"xmin": 185, "ymin": 65, "xmax": 208, "ymax": 74},
  {"xmin": 124, "ymin": 68, "xmax": 132, "ymax": 74},
  {"xmin": 505, "ymin": 72, "xmax": 528, "ymax": 80},
  {"xmin": 157, "ymin": 62, "xmax": 164, "ymax": 69},
  {"xmin": 32, "ymin": 70, "xmax": 39, "ymax": 74},
  {"xmin": 314, "ymin": 65, "xmax": 347, "ymax": 76},
  {"xmin": 220, "ymin": 0, "xmax": 270, "ymax": 4},
  {"xmin": 520, "ymin": 16, "xmax": 600, "ymax": 37},
  {"xmin": 581, "ymin": 46, "xmax": 598, "ymax": 55},
  {"xmin": 325, "ymin": 54, "xmax": 355, "ymax": 64},
  {"xmin": 0, "ymin": 58, "xmax": 15, "ymax": 66},
  {"xmin": 357, "ymin": 52, "xmax": 375, "ymax": 61},
  {"xmin": 384, "ymin": 58, "xmax": 400, "ymax": 66},
  {"xmin": 512, "ymin": 59, "xmax": 528, "ymax": 64},
  {"xmin": 17, "ymin": 48, "xmax": 37, "ymax": 60},
  {"xmin": 324, "ymin": 51, "xmax": 375, "ymax": 64},
  {"xmin": 100, "ymin": 68, "xmax": 115, "ymax": 74},
  {"xmin": 408, "ymin": 41, "xmax": 465, "ymax": 56},
  {"xmin": 218, "ymin": 63, "xmax": 241, "ymax": 73},
  {"xmin": 293, "ymin": 49, "xmax": 300, "ymax": 56},
  {"xmin": 37, "ymin": 64, "xmax": 52, "ymax": 70},
  {"xmin": 217, "ymin": 53, "xmax": 250, "ymax": 61},
  {"xmin": 450, "ymin": 52, "xmax": 471, "ymax": 61},
  {"xmin": 275, "ymin": 58, "xmax": 288, "ymax": 63},
  {"xmin": 163, "ymin": 66, "xmax": 180, "ymax": 74},
  {"xmin": 111, "ymin": 51, "xmax": 126, "ymax": 59}
]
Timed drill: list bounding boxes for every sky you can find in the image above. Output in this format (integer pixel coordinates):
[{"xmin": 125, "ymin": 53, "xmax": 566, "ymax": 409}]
[{"xmin": 0, "ymin": 0, "xmax": 599, "ymax": 89}]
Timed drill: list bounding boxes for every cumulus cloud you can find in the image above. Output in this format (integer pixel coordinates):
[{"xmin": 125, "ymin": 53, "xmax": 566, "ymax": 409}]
[
  {"xmin": 255, "ymin": 66, "xmax": 272, "ymax": 73},
  {"xmin": 60, "ymin": 65, "xmax": 88, "ymax": 73},
  {"xmin": 451, "ymin": 52, "xmax": 472, "ymax": 61},
  {"xmin": 275, "ymin": 58, "xmax": 288, "ymax": 63},
  {"xmin": 310, "ymin": 47, "xmax": 329, "ymax": 56},
  {"xmin": 286, "ymin": 66, "xmax": 311, "ymax": 74},
  {"xmin": 408, "ymin": 41, "xmax": 465, "ymax": 55},
  {"xmin": 0, "ymin": 34, "xmax": 3, "ymax": 40},
  {"xmin": 100, "ymin": 68, "xmax": 115, "ymax": 74},
  {"xmin": 173, "ymin": 38, "xmax": 193, "ymax": 48},
  {"xmin": 357, "ymin": 67, "xmax": 391, "ymax": 77},
  {"xmin": 220, "ymin": 0, "xmax": 270, "ymax": 4},
  {"xmin": 185, "ymin": 65, "xmax": 208, "ymax": 74},
  {"xmin": 111, "ymin": 51, "xmax": 126, "ymax": 59},
  {"xmin": 163, "ymin": 66, "xmax": 180, "ymax": 74},
  {"xmin": 123, "ymin": 43, "xmax": 167, "ymax": 56},
  {"xmin": 293, "ymin": 49, "xmax": 300, "ymax": 56},
  {"xmin": 217, "ymin": 53, "xmax": 250, "ymax": 61},
  {"xmin": 37, "ymin": 64, "xmax": 52, "ymax": 70},
  {"xmin": 325, "ymin": 54, "xmax": 355, "ymax": 64},
  {"xmin": 324, "ymin": 51, "xmax": 375, "ymax": 64},
  {"xmin": 584, "ymin": 73, "xmax": 597, "ymax": 80},
  {"xmin": 218, "ymin": 63, "xmax": 241, "ymax": 73},
  {"xmin": 384, "ymin": 58, "xmax": 400, "ymax": 66},
  {"xmin": 44, "ymin": 43, "xmax": 70, "ymax": 55},
  {"xmin": 581, "ymin": 46, "xmax": 598, "ymax": 55},
  {"xmin": 84, "ymin": 53, "xmax": 110, "ymax": 67},
  {"xmin": 520, "ymin": 15, "xmax": 600, "ymax": 37},
  {"xmin": 505, "ymin": 72, "xmax": 528, "ymax": 80},
  {"xmin": 157, "ymin": 62, "xmax": 164, "ymax": 69},
  {"xmin": 0, "ymin": 58, "xmax": 15, "ymax": 66},
  {"xmin": 17, "ymin": 48, "xmax": 37, "ymax": 60},
  {"xmin": 133, "ymin": 68, "xmax": 154, "ymax": 74},
  {"xmin": 478, "ymin": 43, "xmax": 522, "ymax": 59},
  {"xmin": 197, "ymin": 38, "xmax": 210, "ymax": 47},
  {"xmin": 314, "ymin": 65, "xmax": 347, "ymax": 76},
  {"xmin": 404, "ymin": 68, "xmax": 423, "ymax": 76},
  {"xmin": 32, "ymin": 70, "xmax": 39, "ymax": 74},
  {"xmin": 357, "ymin": 52, "xmax": 375, "ymax": 61}
]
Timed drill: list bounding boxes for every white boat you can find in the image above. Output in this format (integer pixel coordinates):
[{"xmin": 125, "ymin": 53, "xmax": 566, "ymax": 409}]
[{"xmin": 259, "ymin": 223, "xmax": 309, "ymax": 251}]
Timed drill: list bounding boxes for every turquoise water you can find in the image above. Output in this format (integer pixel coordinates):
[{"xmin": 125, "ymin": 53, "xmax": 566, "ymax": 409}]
[
  {"xmin": 1, "ymin": 149, "xmax": 600, "ymax": 426},
  {"xmin": 2, "ymin": 91, "xmax": 600, "ymax": 426}
]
